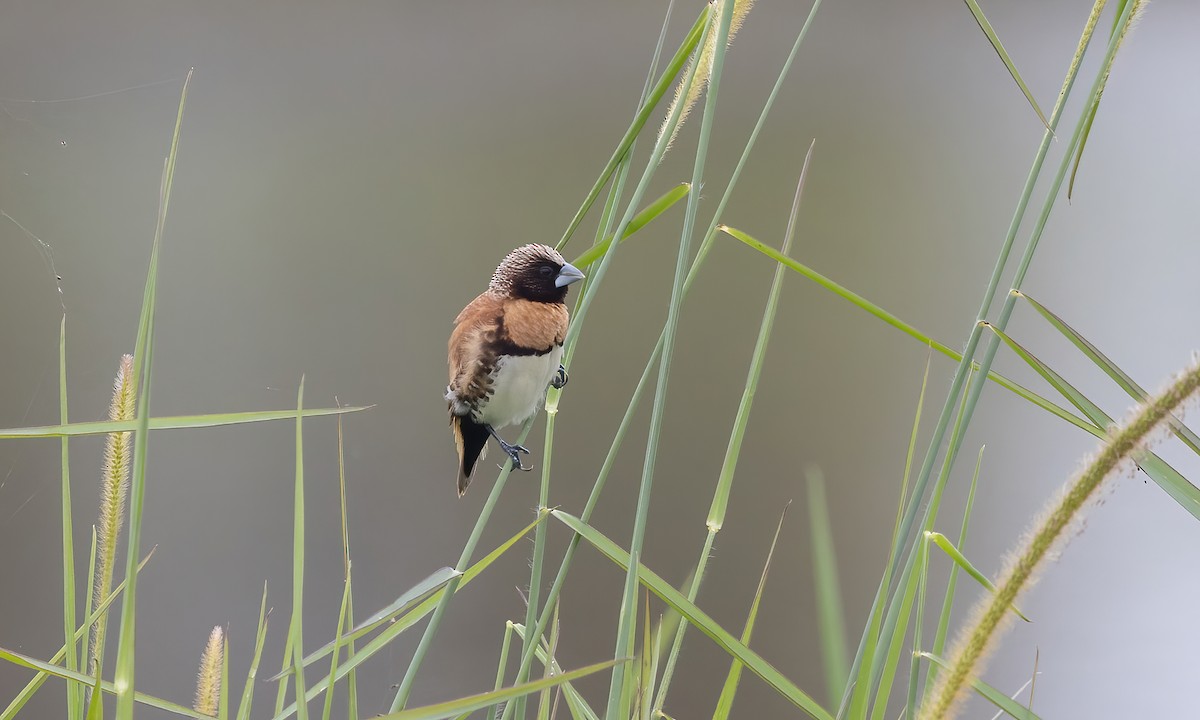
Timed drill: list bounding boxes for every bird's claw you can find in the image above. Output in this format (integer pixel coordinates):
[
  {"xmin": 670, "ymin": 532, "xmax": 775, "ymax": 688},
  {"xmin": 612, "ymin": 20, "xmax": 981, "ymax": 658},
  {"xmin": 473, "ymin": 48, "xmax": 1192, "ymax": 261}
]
[
  {"xmin": 551, "ymin": 364, "xmax": 568, "ymax": 390},
  {"xmin": 499, "ymin": 440, "xmax": 533, "ymax": 472}
]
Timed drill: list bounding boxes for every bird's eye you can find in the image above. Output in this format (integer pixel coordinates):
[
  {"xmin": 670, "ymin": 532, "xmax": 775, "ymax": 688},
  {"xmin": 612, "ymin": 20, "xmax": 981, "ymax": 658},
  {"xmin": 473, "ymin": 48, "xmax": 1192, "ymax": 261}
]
[{"xmin": 539, "ymin": 265, "xmax": 554, "ymax": 276}]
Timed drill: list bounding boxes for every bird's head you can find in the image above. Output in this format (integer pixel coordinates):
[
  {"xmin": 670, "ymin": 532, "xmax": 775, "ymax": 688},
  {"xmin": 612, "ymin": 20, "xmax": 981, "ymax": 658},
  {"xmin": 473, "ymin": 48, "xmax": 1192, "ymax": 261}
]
[{"xmin": 489, "ymin": 243, "xmax": 585, "ymax": 303}]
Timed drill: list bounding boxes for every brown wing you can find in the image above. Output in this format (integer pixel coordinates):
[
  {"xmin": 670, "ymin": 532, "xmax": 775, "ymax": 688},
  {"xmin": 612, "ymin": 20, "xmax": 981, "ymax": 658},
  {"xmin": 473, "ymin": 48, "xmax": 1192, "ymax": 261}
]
[{"xmin": 448, "ymin": 292, "xmax": 505, "ymax": 411}]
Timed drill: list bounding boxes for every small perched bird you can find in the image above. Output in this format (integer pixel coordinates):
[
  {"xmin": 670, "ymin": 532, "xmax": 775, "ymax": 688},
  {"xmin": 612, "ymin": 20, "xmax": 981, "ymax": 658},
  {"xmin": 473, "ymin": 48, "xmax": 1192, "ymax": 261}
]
[{"xmin": 447, "ymin": 244, "xmax": 585, "ymax": 496}]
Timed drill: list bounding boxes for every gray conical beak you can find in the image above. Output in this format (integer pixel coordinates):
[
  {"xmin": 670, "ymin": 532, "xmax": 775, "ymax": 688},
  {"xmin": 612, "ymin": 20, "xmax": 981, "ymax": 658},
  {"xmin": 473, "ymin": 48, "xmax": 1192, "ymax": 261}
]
[{"xmin": 554, "ymin": 262, "xmax": 586, "ymax": 288}]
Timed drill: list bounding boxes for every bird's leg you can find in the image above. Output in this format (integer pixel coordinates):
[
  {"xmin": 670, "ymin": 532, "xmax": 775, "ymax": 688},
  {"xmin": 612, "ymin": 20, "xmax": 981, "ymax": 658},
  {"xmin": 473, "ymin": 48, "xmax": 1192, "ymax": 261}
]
[
  {"xmin": 486, "ymin": 424, "xmax": 532, "ymax": 471},
  {"xmin": 551, "ymin": 364, "xmax": 568, "ymax": 390}
]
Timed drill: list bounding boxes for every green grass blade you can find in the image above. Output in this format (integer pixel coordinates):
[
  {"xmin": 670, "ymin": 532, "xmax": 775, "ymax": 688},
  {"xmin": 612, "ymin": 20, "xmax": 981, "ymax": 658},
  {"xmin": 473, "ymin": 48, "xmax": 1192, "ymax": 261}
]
[
  {"xmin": 289, "ymin": 379, "xmax": 309, "ymax": 720},
  {"xmin": 485, "ymin": 623, "xmax": 515, "ymax": 720},
  {"xmin": 1069, "ymin": 0, "xmax": 1132, "ymax": 199},
  {"xmin": 1, "ymin": 549, "xmax": 155, "ymax": 720},
  {"xmin": 919, "ymin": 653, "xmax": 1042, "ymax": 720},
  {"xmin": 113, "ymin": 67, "xmax": 191, "ymax": 720},
  {"xmin": 508, "ymin": 624, "xmax": 601, "ymax": 720},
  {"xmin": 926, "ymin": 446, "xmax": 984, "ymax": 695},
  {"xmin": 570, "ymin": 183, "xmax": 690, "ymax": 270},
  {"xmin": 867, "ymin": 545, "xmax": 921, "ymax": 720},
  {"xmin": 320, "ymin": 572, "xmax": 353, "ymax": 720},
  {"xmin": 554, "ymin": 6, "xmax": 709, "ymax": 252},
  {"xmin": 272, "ymin": 515, "xmax": 544, "ymax": 720},
  {"xmin": 551, "ymin": 510, "xmax": 833, "ymax": 720},
  {"xmin": 1016, "ymin": 291, "xmax": 1200, "ymax": 456},
  {"xmin": 0, "ymin": 406, "xmax": 368, "ymax": 439},
  {"xmin": 0, "ymin": 646, "xmax": 208, "ymax": 719},
  {"xmin": 712, "ymin": 505, "xmax": 789, "ymax": 720},
  {"xmin": 721, "ymin": 226, "xmax": 1096, "ymax": 437},
  {"xmin": 926, "ymin": 532, "xmax": 1029, "ymax": 622},
  {"xmin": 962, "ymin": 0, "xmax": 1050, "ymax": 129},
  {"xmin": 806, "ymin": 471, "xmax": 848, "ymax": 707},
  {"xmin": 58, "ymin": 315, "xmax": 81, "ymax": 720},
  {"xmin": 86, "ymin": 672, "xmax": 103, "ymax": 720},
  {"xmin": 835, "ymin": 362, "xmax": 930, "ymax": 719},
  {"xmin": 334, "ymin": 413, "xmax": 358, "ymax": 720},
  {"xmin": 235, "ymin": 583, "xmax": 270, "ymax": 720},
  {"xmin": 984, "ymin": 323, "xmax": 1200, "ymax": 520},
  {"xmin": 377, "ymin": 659, "xmax": 624, "ymax": 720}
]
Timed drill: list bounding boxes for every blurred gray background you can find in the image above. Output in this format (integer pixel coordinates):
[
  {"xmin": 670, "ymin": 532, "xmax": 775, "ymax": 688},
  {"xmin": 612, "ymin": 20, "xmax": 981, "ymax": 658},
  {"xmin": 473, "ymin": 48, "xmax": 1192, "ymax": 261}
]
[{"xmin": 3, "ymin": 0, "xmax": 1199, "ymax": 717}]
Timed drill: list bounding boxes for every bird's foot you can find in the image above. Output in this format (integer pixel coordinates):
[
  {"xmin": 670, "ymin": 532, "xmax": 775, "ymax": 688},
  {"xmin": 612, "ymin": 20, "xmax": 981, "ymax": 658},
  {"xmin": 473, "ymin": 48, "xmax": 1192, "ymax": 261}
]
[
  {"xmin": 498, "ymin": 439, "xmax": 533, "ymax": 472},
  {"xmin": 551, "ymin": 364, "xmax": 568, "ymax": 390}
]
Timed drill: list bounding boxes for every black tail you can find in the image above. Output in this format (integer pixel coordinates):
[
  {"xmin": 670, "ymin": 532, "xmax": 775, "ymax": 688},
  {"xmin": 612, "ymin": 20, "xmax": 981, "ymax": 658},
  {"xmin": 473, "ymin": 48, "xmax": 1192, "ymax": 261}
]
[{"xmin": 453, "ymin": 415, "xmax": 490, "ymax": 497}]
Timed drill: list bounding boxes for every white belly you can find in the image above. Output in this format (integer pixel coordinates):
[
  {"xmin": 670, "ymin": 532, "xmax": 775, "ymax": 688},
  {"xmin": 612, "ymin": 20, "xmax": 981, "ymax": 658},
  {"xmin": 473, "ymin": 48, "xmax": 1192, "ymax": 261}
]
[{"xmin": 474, "ymin": 346, "xmax": 563, "ymax": 429}]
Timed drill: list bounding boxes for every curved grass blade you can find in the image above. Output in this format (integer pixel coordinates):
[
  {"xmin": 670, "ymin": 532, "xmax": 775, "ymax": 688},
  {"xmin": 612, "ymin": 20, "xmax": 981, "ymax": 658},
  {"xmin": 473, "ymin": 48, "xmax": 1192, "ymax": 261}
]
[
  {"xmin": 984, "ymin": 322, "xmax": 1200, "ymax": 520},
  {"xmin": 270, "ymin": 567, "xmax": 460, "ymax": 680},
  {"xmin": 570, "ymin": 183, "xmax": 690, "ymax": 270},
  {"xmin": 235, "ymin": 584, "xmax": 271, "ymax": 720},
  {"xmin": 551, "ymin": 510, "xmax": 833, "ymax": 720},
  {"xmin": 924, "ymin": 446, "xmax": 984, "ymax": 696},
  {"xmin": 962, "ymin": 0, "xmax": 1049, "ymax": 129},
  {"xmin": 1015, "ymin": 291, "xmax": 1200, "ymax": 456},
  {"xmin": 1, "ymin": 548, "xmax": 155, "ymax": 720},
  {"xmin": 0, "ymin": 646, "xmax": 208, "ymax": 719},
  {"xmin": 919, "ymin": 653, "xmax": 1041, "ymax": 720},
  {"xmin": 510, "ymin": 623, "xmax": 601, "ymax": 720},
  {"xmin": 926, "ymin": 532, "xmax": 1028, "ymax": 622},
  {"xmin": 721, "ymin": 226, "xmax": 1095, "ymax": 436},
  {"xmin": 0, "ymin": 406, "xmax": 368, "ymax": 439},
  {"xmin": 713, "ymin": 504, "xmax": 789, "ymax": 720},
  {"xmin": 377, "ymin": 659, "xmax": 625, "ymax": 720},
  {"xmin": 271, "ymin": 515, "xmax": 545, "ymax": 720}
]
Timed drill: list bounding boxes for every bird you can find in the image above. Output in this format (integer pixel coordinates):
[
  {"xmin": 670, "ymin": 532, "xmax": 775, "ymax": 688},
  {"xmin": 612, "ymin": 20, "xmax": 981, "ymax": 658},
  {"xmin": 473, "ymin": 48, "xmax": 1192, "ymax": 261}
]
[{"xmin": 446, "ymin": 243, "xmax": 586, "ymax": 497}]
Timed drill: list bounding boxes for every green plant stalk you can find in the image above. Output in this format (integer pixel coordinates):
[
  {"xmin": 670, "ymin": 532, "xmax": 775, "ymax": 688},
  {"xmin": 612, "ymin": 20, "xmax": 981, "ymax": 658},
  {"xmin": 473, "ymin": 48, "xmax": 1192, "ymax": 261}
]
[
  {"xmin": 58, "ymin": 315, "xmax": 81, "ymax": 720},
  {"xmin": 335, "ymin": 415, "xmax": 359, "ymax": 720},
  {"xmin": 808, "ymin": 471, "xmax": 848, "ymax": 707},
  {"xmin": 512, "ymin": 412, "xmax": 556, "ymax": 720},
  {"xmin": 389, "ymin": 423, "xmax": 531, "ymax": 712},
  {"xmin": 867, "ymin": 384, "xmax": 971, "ymax": 720},
  {"xmin": 654, "ymin": 137, "xmax": 815, "ymax": 716},
  {"xmin": 485, "ymin": 623, "xmax": 515, "ymax": 720},
  {"xmin": 235, "ymin": 583, "xmax": 270, "ymax": 720},
  {"xmin": 925, "ymin": 449, "xmax": 983, "ymax": 696},
  {"xmin": 505, "ymin": 2, "xmax": 822, "ymax": 709},
  {"xmin": 712, "ymin": 506, "xmax": 789, "ymax": 720},
  {"xmin": 113, "ymin": 67, "xmax": 191, "ymax": 720},
  {"xmin": 839, "ymin": 2, "xmax": 1110, "ymax": 710},
  {"xmin": 290, "ymin": 379, "xmax": 310, "ymax": 720},
  {"xmin": 851, "ymin": 370, "xmax": 974, "ymax": 718},
  {"xmin": 0, "ymin": 406, "xmax": 366, "ymax": 439},
  {"xmin": 922, "ymin": 358, "xmax": 1200, "ymax": 720},
  {"xmin": 908, "ymin": 448, "xmax": 983, "ymax": 718},
  {"xmin": 273, "ymin": 624, "xmax": 296, "ymax": 716},
  {"xmin": 555, "ymin": 5, "xmax": 709, "ymax": 253},
  {"xmin": 604, "ymin": 2, "xmax": 735, "ymax": 715}
]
